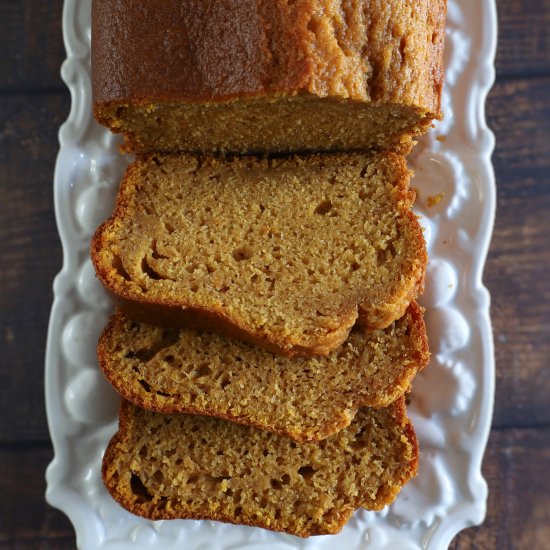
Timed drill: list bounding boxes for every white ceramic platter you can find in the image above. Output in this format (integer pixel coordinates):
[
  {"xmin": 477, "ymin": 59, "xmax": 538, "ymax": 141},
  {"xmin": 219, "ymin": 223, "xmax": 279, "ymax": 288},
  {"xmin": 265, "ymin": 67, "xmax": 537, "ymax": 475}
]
[{"xmin": 45, "ymin": 1, "xmax": 497, "ymax": 548}]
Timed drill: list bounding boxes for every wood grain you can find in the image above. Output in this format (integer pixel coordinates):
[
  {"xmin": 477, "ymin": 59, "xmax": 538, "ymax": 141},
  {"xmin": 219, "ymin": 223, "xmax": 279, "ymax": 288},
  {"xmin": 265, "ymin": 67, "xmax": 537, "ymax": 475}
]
[
  {"xmin": 0, "ymin": 445, "xmax": 75, "ymax": 549},
  {"xmin": 485, "ymin": 78, "xmax": 550, "ymax": 428},
  {"xmin": 495, "ymin": 0, "xmax": 550, "ymax": 78},
  {"xmin": 0, "ymin": 0, "xmax": 66, "ymax": 92},
  {"xmin": 451, "ymin": 428, "xmax": 550, "ymax": 549},
  {"xmin": 488, "ymin": 78, "xmax": 550, "ymax": 171},
  {"xmin": 0, "ymin": 95, "xmax": 67, "ymax": 442}
]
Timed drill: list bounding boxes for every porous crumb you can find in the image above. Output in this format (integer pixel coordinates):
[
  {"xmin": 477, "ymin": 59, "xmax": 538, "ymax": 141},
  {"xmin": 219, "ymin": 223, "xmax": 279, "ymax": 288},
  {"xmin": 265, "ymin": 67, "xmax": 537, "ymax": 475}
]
[
  {"xmin": 91, "ymin": 152, "xmax": 427, "ymax": 356},
  {"xmin": 98, "ymin": 303, "xmax": 429, "ymax": 442},
  {"xmin": 102, "ymin": 398, "xmax": 418, "ymax": 537}
]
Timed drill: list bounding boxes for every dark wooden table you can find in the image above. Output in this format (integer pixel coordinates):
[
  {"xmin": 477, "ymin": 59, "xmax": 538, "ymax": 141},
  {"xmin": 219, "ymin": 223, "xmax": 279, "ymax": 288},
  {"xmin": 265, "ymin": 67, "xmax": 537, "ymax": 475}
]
[{"xmin": 1, "ymin": 1, "xmax": 549, "ymax": 548}]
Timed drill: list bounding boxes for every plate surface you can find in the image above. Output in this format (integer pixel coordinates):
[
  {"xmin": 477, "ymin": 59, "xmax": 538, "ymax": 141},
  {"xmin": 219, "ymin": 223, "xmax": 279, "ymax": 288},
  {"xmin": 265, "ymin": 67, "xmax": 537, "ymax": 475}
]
[{"xmin": 45, "ymin": 1, "xmax": 497, "ymax": 548}]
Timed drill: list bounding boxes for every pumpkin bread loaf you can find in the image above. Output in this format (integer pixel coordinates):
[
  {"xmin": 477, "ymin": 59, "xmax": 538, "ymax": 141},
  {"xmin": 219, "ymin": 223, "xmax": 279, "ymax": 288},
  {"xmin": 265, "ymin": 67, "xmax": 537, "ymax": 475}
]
[
  {"xmin": 102, "ymin": 397, "xmax": 418, "ymax": 537},
  {"xmin": 91, "ymin": 152, "xmax": 427, "ymax": 356},
  {"xmin": 92, "ymin": 0, "xmax": 446, "ymax": 154},
  {"xmin": 98, "ymin": 303, "xmax": 428, "ymax": 442}
]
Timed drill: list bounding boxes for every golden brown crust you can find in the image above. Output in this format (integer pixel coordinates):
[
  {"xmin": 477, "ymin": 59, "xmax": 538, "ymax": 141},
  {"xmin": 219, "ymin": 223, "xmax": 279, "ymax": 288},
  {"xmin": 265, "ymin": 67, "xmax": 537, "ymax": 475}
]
[
  {"xmin": 356, "ymin": 158, "xmax": 427, "ymax": 329},
  {"xmin": 427, "ymin": 0, "xmax": 448, "ymax": 116},
  {"xmin": 92, "ymin": 0, "xmax": 445, "ymax": 107},
  {"xmin": 407, "ymin": 301, "xmax": 430, "ymax": 371},
  {"xmin": 102, "ymin": 398, "xmax": 418, "ymax": 537},
  {"xmin": 97, "ymin": 302, "xmax": 429, "ymax": 442},
  {"xmin": 92, "ymin": 0, "xmax": 304, "ymax": 104}
]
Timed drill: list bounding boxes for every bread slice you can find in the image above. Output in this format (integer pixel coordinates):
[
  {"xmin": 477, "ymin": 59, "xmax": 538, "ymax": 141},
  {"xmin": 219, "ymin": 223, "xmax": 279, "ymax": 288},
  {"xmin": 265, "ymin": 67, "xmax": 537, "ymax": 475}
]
[
  {"xmin": 92, "ymin": 0, "xmax": 446, "ymax": 154},
  {"xmin": 102, "ymin": 397, "xmax": 418, "ymax": 537},
  {"xmin": 91, "ymin": 152, "xmax": 426, "ymax": 356},
  {"xmin": 98, "ymin": 303, "xmax": 428, "ymax": 442}
]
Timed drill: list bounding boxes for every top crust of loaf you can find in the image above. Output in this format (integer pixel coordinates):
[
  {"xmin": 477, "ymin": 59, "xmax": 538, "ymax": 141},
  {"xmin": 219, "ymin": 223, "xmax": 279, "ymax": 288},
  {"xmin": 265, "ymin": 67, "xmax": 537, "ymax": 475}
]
[{"xmin": 92, "ymin": 0, "xmax": 446, "ymax": 112}]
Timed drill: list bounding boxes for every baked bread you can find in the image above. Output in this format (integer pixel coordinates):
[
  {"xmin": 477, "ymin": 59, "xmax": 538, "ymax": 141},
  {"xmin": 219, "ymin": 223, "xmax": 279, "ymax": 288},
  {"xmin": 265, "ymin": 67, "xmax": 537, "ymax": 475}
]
[
  {"xmin": 91, "ymin": 152, "xmax": 427, "ymax": 356},
  {"xmin": 98, "ymin": 303, "xmax": 428, "ymax": 442},
  {"xmin": 102, "ymin": 397, "xmax": 418, "ymax": 537},
  {"xmin": 92, "ymin": 0, "xmax": 446, "ymax": 154}
]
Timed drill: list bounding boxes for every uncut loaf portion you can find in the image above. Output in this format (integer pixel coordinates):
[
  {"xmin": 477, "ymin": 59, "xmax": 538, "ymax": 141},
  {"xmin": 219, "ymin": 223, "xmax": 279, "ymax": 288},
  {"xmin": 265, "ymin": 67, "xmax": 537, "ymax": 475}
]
[
  {"xmin": 92, "ymin": 0, "xmax": 446, "ymax": 154},
  {"xmin": 103, "ymin": 398, "xmax": 417, "ymax": 537},
  {"xmin": 99, "ymin": 303, "xmax": 428, "ymax": 442},
  {"xmin": 91, "ymin": 152, "xmax": 427, "ymax": 356}
]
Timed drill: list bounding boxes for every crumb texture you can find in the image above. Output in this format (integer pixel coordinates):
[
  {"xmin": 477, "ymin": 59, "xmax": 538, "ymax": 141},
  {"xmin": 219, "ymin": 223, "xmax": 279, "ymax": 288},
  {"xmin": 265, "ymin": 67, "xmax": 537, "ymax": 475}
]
[
  {"xmin": 99, "ymin": 303, "xmax": 428, "ymax": 442},
  {"xmin": 91, "ymin": 153, "xmax": 426, "ymax": 355},
  {"xmin": 102, "ymin": 398, "xmax": 418, "ymax": 537}
]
